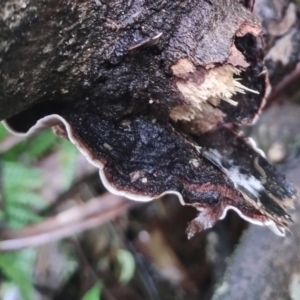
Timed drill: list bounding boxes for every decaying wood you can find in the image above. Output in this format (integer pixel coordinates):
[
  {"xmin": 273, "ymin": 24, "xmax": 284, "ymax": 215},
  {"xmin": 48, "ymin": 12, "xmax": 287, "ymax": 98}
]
[
  {"xmin": 212, "ymin": 104, "xmax": 300, "ymax": 300},
  {"xmin": 1, "ymin": 2, "xmax": 300, "ymax": 298},
  {"xmin": 0, "ymin": 0, "xmax": 299, "ymax": 244}
]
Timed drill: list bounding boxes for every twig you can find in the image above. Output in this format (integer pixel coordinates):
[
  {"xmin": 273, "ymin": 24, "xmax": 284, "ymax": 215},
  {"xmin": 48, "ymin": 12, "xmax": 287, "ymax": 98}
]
[
  {"xmin": 0, "ymin": 135, "xmax": 24, "ymax": 154},
  {"xmin": 267, "ymin": 62, "xmax": 300, "ymax": 105},
  {"xmin": 0, "ymin": 193, "xmax": 133, "ymax": 251}
]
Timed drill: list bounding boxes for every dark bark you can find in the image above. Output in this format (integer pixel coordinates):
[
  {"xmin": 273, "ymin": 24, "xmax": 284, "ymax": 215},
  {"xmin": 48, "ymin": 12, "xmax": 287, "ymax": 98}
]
[
  {"xmin": 1, "ymin": 3, "xmax": 300, "ymax": 296},
  {"xmin": 212, "ymin": 104, "xmax": 300, "ymax": 300},
  {"xmin": 0, "ymin": 0, "xmax": 261, "ymax": 121},
  {"xmin": 0, "ymin": 1, "xmax": 298, "ymax": 235},
  {"xmin": 1, "ymin": 0, "xmax": 299, "ymax": 120}
]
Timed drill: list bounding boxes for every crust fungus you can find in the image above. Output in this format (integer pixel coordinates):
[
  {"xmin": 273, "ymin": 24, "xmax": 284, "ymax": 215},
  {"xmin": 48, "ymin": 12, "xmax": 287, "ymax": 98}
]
[{"xmin": 0, "ymin": 0, "xmax": 296, "ymax": 237}]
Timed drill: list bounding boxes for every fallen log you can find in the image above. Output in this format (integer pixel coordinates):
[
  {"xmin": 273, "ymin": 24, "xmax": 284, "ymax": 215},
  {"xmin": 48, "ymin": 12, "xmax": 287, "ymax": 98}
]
[{"xmin": 0, "ymin": 0, "xmax": 298, "ymax": 236}]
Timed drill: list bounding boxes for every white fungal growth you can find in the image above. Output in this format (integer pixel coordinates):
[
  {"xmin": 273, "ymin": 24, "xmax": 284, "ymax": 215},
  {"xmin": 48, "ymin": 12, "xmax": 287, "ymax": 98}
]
[
  {"xmin": 219, "ymin": 206, "xmax": 285, "ymax": 236},
  {"xmin": 204, "ymin": 149, "xmax": 264, "ymax": 198}
]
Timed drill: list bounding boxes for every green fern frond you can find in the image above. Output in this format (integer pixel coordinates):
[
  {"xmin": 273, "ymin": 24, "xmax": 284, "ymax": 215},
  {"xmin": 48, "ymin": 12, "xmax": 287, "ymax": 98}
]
[
  {"xmin": 0, "ymin": 249, "xmax": 36, "ymax": 300},
  {"xmin": 2, "ymin": 130, "xmax": 58, "ymax": 162},
  {"xmin": 2, "ymin": 162, "xmax": 43, "ymax": 190},
  {"xmin": 25, "ymin": 130, "xmax": 58, "ymax": 158},
  {"xmin": 5, "ymin": 204, "xmax": 42, "ymax": 228},
  {"xmin": 6, "ymin": 192, "xmax": 46, "ymax": 209},
  {"xmin": 0, "ymin": 124, "xmax": 79, "ymax": 299}
]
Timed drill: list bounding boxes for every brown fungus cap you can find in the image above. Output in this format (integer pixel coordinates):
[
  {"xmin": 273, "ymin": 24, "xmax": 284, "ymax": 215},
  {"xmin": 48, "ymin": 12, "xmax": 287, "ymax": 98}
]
[{"xmin": 1, "ymin": 0, "xmax": 295, "ymax": 236}]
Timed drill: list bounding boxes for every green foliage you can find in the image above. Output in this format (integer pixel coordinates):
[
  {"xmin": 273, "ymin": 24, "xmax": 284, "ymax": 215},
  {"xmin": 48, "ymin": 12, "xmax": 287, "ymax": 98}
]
[
  {"xmin": 23, "ymin": 130, "xmax": 58, "ymax": 158},
  {"xmin": 0, "ymin": 123, "xmax": 78, "ymax": 299},
  {"xmin": 2, "ymin": 161, "xmax": 44, "ymax": 228},
  {"xmin": 0, "ymin": 249, "xmax": 36, "ymax": 300},
  {"xmin": 0, "ymin": 124, "xmax": 78, "ymax": 228},
  {"xmin": 2, "ymin": 130, "xmax": 58, "ymax": 162},
  {"xmin": 116, "ymin": 249, "xmax": 136, "ymax": 284},
  {"xmin": 81, "ymin": 283, "xmax": 102, "ymax": 300}
]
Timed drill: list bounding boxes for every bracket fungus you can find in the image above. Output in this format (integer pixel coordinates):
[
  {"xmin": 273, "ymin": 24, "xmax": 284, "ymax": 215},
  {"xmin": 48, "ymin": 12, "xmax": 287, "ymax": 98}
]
[{"xmin": 0, "ymin": 0, "xmax": 296, "ymax": 237}]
